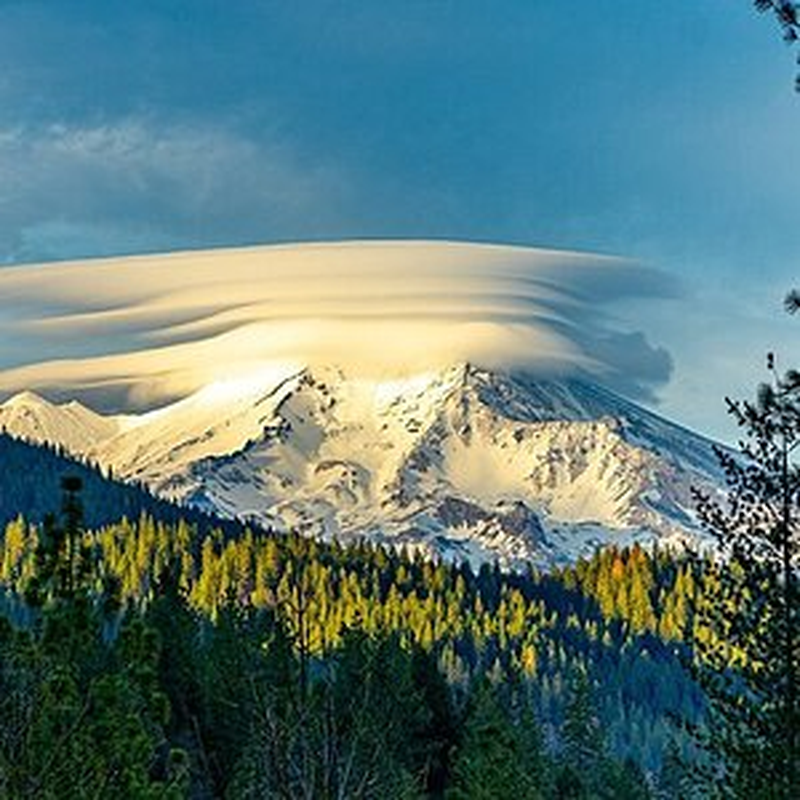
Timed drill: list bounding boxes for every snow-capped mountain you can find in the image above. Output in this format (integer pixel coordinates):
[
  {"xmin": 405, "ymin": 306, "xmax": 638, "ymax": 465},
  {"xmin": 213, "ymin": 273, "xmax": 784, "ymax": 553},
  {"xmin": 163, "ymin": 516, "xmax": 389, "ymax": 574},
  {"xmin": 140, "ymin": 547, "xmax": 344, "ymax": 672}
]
[
  {"xmin": 0, "ymin": 364, "xmax": 724, "ymax": 567},
  {"xmin": 0, "ymin": 390, "xmax": 123, "ymax": 454}
]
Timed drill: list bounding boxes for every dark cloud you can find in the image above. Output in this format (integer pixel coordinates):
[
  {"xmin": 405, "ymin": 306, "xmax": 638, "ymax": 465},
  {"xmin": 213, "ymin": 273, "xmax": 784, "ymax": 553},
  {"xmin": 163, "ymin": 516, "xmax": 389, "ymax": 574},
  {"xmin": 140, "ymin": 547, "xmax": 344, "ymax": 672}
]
[
  {"xmin": 0, "ymin": 1, "xmax": 797, "ymax": 277},
  {"xmin": 0, "ymin": 120, "xmax": 354, "ymax": 263}
]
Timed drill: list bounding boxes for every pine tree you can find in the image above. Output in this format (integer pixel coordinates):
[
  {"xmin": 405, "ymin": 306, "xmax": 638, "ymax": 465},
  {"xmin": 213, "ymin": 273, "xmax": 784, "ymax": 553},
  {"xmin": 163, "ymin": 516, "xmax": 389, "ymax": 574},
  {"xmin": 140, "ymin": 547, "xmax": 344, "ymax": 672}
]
[
  {"xmin": 561, "ymin": 667, "xmax": 604, "ymax": 776},
  {"xmin": 0, "ymin": 479, "xmax": 185, "ymax": 798},
  {"xmin": 691, "ymin": 358, "xmax": 800, "ymax": 797},
  {"xmin": 448, "ymin": 678, "xmax": 545, "ymax": 800}
]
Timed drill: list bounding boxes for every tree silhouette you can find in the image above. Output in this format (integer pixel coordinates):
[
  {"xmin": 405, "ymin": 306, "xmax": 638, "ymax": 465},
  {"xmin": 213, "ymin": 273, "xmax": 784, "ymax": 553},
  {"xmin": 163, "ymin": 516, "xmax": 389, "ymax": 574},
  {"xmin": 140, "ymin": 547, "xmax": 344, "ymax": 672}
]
[
  {"xmin": 691, "ymin": 358, "xmax": 800, "ymax": 796},
  {"xmin": 754, "ymin": 2, "xmax": 800, "ymax": 86}
]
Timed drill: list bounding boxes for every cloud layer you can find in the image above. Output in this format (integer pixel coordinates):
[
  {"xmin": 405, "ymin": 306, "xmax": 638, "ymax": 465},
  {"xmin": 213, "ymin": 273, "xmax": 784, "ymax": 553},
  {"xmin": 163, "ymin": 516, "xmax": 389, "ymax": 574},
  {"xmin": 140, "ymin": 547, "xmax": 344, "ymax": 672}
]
[{"xmin": 0, "ymin": 241, "xmax": 675, "ymax": 410}]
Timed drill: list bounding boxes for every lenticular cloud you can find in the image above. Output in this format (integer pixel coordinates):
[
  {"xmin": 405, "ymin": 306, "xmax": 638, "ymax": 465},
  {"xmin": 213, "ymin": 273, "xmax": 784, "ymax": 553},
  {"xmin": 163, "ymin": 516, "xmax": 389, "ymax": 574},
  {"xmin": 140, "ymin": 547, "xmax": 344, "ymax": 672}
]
[{"xmin": 0, "ymin": 240, "xmax": 675, "ymax": 410}]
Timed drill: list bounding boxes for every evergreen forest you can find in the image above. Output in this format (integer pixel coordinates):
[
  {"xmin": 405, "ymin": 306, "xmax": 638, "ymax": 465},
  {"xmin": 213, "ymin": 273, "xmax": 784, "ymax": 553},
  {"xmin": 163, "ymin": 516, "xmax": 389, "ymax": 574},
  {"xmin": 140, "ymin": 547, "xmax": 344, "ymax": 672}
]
[{"xmin": 0, "ymin": 426, "xmax": 794, "ymax": 798}]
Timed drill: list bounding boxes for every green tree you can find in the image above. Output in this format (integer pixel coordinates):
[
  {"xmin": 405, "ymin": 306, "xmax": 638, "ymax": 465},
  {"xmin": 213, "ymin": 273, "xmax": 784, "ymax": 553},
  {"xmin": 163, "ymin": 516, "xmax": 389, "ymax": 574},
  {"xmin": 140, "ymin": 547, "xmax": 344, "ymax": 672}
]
[
  {"xmin": 557, "ymin": 668, "xmax": 604, "ymax": 796},
  {"xmin": 448, "ymin": 678, "xmax": 546, "ymax": 800},
  {"xmin": 0, "ymin": 479, "xmax": 185, "ymax": 798},
  {"xmin": 554, "ymin": 667, "xmax": 652, "ymax": 799},
  {"xmin": 691, "ymin": 360, "xmax": 800, "ymax": 797},
  {"xmin": 231, "ymin": 628, "xmax": 427, "ymax": 799}
]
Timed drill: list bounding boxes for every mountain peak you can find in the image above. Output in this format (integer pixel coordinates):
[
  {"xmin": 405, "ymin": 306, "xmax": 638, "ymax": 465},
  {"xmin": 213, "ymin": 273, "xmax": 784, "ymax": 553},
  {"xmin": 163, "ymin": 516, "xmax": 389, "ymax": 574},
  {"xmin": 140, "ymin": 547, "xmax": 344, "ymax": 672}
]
[
  {"xmin": 0, "ymin": 389, "xmax": 120, "ymax": 454},
  {"xmin": 0, "ymin": 364, "xmax": 724, "ymax": 568},
  {"xmin": 4, "ymin": 389, "xmax": 51, "ymax": 407},
  {"xmin": 126, "ymin": 362, "xmax": 720, "ymax": 567}
]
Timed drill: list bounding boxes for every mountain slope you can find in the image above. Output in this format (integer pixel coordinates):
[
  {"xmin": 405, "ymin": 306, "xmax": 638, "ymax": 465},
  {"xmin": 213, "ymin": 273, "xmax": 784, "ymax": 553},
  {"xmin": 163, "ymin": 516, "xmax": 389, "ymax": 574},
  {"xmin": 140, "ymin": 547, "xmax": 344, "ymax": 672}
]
[
  {"xmin": 0, "ymin": 364, "xmax": 725, "ymax": 567},
  {"xmin": 0, "ymin": 432, "xmax": 243, "ymax": 535},
  {"xmin": 90, "ymin": 370, "xmax": 302, "ymax": 488}
]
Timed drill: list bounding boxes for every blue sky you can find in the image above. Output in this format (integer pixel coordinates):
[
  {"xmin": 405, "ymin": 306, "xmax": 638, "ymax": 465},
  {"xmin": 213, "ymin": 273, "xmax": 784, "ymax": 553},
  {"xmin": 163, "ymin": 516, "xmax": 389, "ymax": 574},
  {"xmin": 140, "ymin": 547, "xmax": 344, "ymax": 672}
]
[{"xmin": 0, "ymin": 1, "xmax": 799, "ymax": 440}]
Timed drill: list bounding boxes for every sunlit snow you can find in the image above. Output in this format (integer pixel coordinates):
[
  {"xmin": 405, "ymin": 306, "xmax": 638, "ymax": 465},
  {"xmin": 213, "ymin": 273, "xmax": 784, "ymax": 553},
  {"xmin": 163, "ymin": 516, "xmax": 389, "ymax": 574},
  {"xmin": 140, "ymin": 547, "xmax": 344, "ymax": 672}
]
[{"xmin": 0, "ymin": 240, "xmax": 675, "ymax": 411}]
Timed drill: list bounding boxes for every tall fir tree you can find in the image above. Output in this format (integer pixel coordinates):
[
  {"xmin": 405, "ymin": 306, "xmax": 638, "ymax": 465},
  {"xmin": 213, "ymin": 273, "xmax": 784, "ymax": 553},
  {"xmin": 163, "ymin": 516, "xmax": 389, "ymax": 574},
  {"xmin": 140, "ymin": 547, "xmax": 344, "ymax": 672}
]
[{"xmin": 691, "ymin": 358, "xmax": 800, "ymax": 797}]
